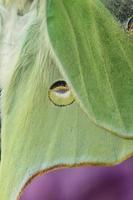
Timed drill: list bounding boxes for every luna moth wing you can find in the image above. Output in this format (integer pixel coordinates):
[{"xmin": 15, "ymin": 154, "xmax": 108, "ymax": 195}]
[
  {"xmin": 0, "ymin": 0, "xmax": 133, "ymax": 200},
  {"xmin": 47, "ymin": 0, "xmax": 133, "ymax": 138}
]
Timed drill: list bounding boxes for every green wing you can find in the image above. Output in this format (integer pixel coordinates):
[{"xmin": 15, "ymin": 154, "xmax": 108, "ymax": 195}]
[
  {"xmin": 47, "ymin": 0, "xmax": 133, "ymax": 138},
  {"xmin": 0, "ymin": 0, "xmax": 133, "ymax": 199}
]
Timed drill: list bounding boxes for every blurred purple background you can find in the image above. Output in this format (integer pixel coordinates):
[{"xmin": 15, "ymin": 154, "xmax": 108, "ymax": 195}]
[{"xmin": 20, "ymin": 158, "xmax": 133, "ymax": 200}]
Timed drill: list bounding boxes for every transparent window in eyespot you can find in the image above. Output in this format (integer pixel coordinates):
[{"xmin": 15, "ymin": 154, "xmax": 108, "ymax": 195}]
[
  {"xmin": 127, "ymin": 17, "xmax": 133, "ymax": 33},
  {"xmin": 48, "ymin": 80, "xmax": 75, "ymax": 107}
]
